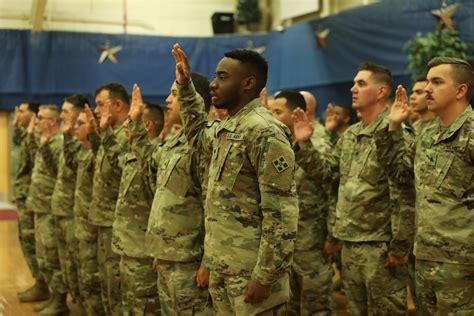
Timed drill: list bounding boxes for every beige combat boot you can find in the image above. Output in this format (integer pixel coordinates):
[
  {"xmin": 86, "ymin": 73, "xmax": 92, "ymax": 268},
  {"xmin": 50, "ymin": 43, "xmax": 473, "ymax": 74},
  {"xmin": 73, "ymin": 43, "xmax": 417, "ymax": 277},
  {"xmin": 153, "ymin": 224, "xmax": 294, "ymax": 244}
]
[
  {"xmin": 39, "ymin": 292, "xmax": 69, "ymax": 316},
  {"xmin": 17, "ymin": 279, "xmax": 50, "ymax": 302}
]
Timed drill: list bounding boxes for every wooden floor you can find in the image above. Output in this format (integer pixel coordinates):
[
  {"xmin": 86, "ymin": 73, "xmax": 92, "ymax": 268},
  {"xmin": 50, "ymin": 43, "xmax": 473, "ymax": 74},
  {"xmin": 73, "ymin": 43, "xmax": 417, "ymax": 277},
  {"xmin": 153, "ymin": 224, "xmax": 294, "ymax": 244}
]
[{"xmin": 0, "ymin": 218, "xmax": 413, "ymax": 315}]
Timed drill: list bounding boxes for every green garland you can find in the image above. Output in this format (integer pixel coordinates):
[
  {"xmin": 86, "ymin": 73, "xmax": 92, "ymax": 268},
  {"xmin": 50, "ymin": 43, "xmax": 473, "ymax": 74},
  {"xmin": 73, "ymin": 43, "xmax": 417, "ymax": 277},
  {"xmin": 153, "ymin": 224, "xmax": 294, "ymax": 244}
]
[
  {"xmin": 404, "ymin": 27, "xmax": 470, "ymax": 81},
  {"xmin": 236, "ymin": 0, "xmax": 262, "ymax": 26}
]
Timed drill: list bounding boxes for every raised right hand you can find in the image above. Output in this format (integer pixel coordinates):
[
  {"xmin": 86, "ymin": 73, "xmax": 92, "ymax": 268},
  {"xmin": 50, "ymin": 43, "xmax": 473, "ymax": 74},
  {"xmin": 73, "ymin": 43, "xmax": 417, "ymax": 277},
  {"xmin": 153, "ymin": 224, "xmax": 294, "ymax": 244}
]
[
  {"xmin": 325, "ymin": 103, "xmax": 338, "ymax": 132},
  {"xmin": 26, "ymin": 113, "xmax": 36, "ymax": 135},
  {"xmin": 84, "ymin": 104, "xmax": 98, "ymax": 134},
  {"xmin": 129, "ymin": 84, "xmax": 145, "ymax": 121},
  {"xmin": 171, "ymin": 43, "xmax": 191, "ymax": 85},
  {"xmin": 292, "ymin": 107, "xmax": 313, "ymax": 145},
  {"xmin": 389, "ymin": 85, "xmax": 410, "ymax": 131}
]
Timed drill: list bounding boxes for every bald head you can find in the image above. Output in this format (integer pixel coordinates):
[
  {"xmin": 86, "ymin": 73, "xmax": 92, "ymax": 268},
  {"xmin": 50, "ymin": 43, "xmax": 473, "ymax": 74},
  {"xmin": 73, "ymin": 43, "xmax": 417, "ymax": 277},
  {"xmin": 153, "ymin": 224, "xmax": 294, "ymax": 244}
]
[{"xmin": 300, "ymin": 91, "xmax": 317, "ymax": 119}]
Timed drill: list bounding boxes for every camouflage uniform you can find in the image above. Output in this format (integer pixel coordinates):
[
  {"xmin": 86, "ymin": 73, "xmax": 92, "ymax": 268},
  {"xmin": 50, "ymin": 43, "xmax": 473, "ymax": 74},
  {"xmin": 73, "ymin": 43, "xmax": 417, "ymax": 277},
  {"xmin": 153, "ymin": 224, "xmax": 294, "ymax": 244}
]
[
  {"xmin": 72, "ymin": 144, "xmax": 105, "ymax": 316},
  {"xmin": 296, "ymin": 112, "xmax": 414, "ymax": 315},
  {"xmin": 289, "ymin": 138, "xmax": 333, "ymax": 316},
  {"xmin": 25, "ymin": 132, "xmax": 68, "ymax": 295},
  {"xmin": 178, "ymin": 80, "xmax": 299, "ymax": 315},
  {"xmin": 112, "ymin": 136, "xmax": 162, "ymax": 316},
  {"xmin": 379, "ymin": 105, "xmax": 474, "ymax": 315},
  {"xmin": 407, "ymin": 118, "xmax": 433, "ymax": 306},
  {"xmin": 128, "ymin": 120, "xmax": 211, "ymax": 316},
  {"xmin": 89, "ymin": 125, "xmax": 128, "ymax": 315},
  {"xmin": 13, "ymin": 128, "xmax": 39, "ymax": 280},
  {"xmin": 50, "ymin": 132, "xmax": 81, "ymax": 303}
]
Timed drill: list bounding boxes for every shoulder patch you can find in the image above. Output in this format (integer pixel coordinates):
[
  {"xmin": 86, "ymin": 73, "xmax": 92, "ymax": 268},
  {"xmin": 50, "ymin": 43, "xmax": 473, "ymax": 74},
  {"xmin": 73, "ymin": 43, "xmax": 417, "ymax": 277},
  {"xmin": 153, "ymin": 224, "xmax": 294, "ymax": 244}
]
[{"xmin": 272, "ymin": 156, "xmax": 290, "ymax": 173}]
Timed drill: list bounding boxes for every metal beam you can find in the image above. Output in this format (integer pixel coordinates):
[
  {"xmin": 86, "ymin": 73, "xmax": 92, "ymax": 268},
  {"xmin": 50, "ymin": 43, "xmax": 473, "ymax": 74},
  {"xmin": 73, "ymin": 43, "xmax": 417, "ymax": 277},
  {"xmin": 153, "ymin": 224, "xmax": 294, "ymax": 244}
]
[{"xmin": 31, "ymin": 0, "xmax": 47, "ymax": 31}]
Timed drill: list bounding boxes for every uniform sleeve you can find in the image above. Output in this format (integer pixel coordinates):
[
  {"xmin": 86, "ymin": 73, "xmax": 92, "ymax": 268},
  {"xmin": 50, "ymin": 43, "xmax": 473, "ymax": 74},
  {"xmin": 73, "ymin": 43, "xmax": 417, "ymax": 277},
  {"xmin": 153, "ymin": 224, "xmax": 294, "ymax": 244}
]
[
  {"xmin": 87, "ymin": 130, "xmax": 101, "ymax": 155},
  {"xmin": 63, "ymin": 133, "xmax": 81, "ymax": 170},
  {"xmin": 249, "ymin": 130, "xmax": 299, "ymax": 285},
  {"xmin": 128, "ymin": 120, "xmax": 162, "ymax": 192},
  {"xmin": 26, "ymin": 133, "xmax": 39, "ymax": 162},
  {"xmin": 40, "ymin": 137, "xmax": 62, "ymax": 176},
  {"xmin": 177, "ymin": 80, "xmax": 214, "ymax": 157},
  {"xmin": 294, "ymin": 138, "xmax": 340, "ymax": 183},
  {"xmin": 100, "ymin": 126, "xmax": 128, "ymax": 170},
  {"xmin": 375, "ymin": 127, "xmax": 416, "ymax": 256}
]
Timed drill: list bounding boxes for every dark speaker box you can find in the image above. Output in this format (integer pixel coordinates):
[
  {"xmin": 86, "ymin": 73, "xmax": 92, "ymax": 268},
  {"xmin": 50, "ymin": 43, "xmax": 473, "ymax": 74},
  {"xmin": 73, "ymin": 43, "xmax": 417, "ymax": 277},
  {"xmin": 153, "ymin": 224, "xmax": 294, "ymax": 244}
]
[{"xmin": 212, "ymin": 12, "xmax": 235, "ymax": 34}]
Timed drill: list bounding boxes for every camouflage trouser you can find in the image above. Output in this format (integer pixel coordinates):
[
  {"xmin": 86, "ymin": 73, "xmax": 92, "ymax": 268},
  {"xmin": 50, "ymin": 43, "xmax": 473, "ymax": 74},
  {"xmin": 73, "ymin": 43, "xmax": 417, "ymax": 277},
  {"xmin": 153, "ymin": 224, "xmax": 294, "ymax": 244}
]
[
  {"xmin": 56, "ymin": 215, "xmax": 80, "ymax": 303},
  {"xmin": 120, "ymin": 255, "xmax": 160, "ymax": 315},
  {"xmin": 97, "ymin": 226, "xmax": 122, "ymax": 316},
  {"xmin": 34, "ymin": 212, "xmax": 68, "ymax": 294},
  {"xmin": 408, "ymin": 252, "xmax": 416, "ymax": 305},
  {"xmin": 341, "ymin": 241, "xmax": 408, "ymax": 315},
  {"xmin": 156, "ymin": 260, "xmax": 212, "ymax": 316},
  {"xmin": 75, "ymin": 217, "xmax": 105, "ymax": 316},
  {"xmin": 209, "ymin": 271, "xmax": 289, "ymax": 316},
  {"xmin": 288, "ymin": 253, "xmax": 332, "ymax": 315},
  {"xmin": 16, "ymin": 199, "xmax": 39, "ymax": 279},
  {"xmin": 415, "ymin": 259, "xmax": 474, "ymax": 315}
]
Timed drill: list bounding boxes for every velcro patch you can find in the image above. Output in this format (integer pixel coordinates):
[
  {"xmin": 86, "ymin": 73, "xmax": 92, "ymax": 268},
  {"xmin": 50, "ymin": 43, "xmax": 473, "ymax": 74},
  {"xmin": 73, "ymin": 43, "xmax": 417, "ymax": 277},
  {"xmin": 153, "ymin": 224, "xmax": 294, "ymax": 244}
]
[{"xmin": 272, "ymin": 156, "xmax": 289, "ymax": 173}]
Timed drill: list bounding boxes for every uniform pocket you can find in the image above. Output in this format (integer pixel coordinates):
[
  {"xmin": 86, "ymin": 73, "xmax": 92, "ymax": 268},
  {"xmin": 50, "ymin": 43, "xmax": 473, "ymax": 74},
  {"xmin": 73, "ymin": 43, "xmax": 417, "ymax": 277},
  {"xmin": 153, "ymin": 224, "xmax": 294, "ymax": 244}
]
[
  {"xmin": 215, "ymin": 142, "xmax": 245, "ymax": 191},
  {"xmin": 359, "ymin": 148, "xmax": 381, "ymax": 186}
]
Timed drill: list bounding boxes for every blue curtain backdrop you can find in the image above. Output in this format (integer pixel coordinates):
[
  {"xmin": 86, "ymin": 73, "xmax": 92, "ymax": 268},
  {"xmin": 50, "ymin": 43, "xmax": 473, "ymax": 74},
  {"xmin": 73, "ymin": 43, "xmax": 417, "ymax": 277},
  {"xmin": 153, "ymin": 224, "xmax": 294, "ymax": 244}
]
[{"xmin": 1, "ymin": 0, "xmax": 473, "ymax": 118}]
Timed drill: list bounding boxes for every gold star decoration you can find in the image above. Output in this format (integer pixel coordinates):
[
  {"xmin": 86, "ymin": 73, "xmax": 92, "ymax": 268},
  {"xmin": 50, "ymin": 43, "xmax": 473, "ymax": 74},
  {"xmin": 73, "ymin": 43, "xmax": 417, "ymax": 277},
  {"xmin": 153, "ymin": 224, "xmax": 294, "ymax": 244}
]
[
  {"xmin": 315, "ymin": 28, "xmax": 330, "ymax": 48},
  {"xmin": 97, "ymin": 40, "xmax": 123, "ymax": 64},
  {"xmin": 431, "ymin": 3, "xmax": 459, "ymax": 31}
]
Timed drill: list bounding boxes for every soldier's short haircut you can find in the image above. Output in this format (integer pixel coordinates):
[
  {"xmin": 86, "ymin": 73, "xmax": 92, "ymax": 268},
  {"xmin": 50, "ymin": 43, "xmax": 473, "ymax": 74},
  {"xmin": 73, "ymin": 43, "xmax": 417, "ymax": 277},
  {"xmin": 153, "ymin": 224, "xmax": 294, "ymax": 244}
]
[
  {"xmin": 39, "ymin": 104, "xmax": 60, "ymax": 120},
  {"xmin": 415, "ymin": 75, "xmax": 428, "ymax": 83},
  {"xmin": 359, "ymin": 61, "xmax": 393, "ymax": 93},
  {"xmin": 274, "ymin": 90, "xmax": 307, "ymax": 112},
  {"xmin": 143, "ymin": 102, "xmax": 165, "ymax": 135},
  {"xmin": 64, "ymin": 94, "xmax": 90, "ymax": 111},
  {"xmin": 224, "ymin": 49, "xmax": 268, "ymax": 93},
  {"xmin": 94, "ymin": 83, "xmax": 130, "ymax": 107},
  {"xmin": 427, "ymin": 57, "xmax": 474, "ymax": 100},
  {"xmin": 26, "ymin": 100, "xmax": 41, "ymax": 113},
  {"xmin": 191, "ymin": 72, "xmax": 211, "ymax": 113}
]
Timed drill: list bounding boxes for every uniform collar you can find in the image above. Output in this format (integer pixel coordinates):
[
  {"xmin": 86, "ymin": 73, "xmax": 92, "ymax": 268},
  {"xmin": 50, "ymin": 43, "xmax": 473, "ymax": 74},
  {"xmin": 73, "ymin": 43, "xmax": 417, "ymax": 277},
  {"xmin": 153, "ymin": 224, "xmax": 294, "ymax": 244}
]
[
  {"xmin": 434, "ymin": 105, "xmax": 472, "ymax": 144},
  {"xmin": 217, "ymin": 98, "xmax": 261, "ymax": 135}
]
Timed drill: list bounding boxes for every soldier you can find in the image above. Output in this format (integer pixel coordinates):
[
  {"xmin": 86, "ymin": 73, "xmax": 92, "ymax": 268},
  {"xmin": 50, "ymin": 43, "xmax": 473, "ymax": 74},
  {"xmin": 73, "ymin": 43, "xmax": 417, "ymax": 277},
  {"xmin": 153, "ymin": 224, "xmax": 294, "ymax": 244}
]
[
  {"xmin": 292, "ymin": 62, "xmax": 414, "ymax": 315},
  {"xmin": 25, "ymin": 105, "xmax": 69, "ymax": 315},
  {"xmin": 50, "ymin": 95, "xmax": 87, "ymax": 313},
  {"xmin": 384, "ymin": 57, "xmax": 474, "ymax": 315},
  {"xmin": 88, "ymin": 83, "xmax": 130, "ymax": 315},
  {"xmin": 128, "ymin": 72, "xmax": 213, "ymax": 316},
  {"xmin": 270, "ymin": 90, "xmax": 333, "ymax": 315},
  {"xmin": 300, "ymin": 91, "xmax": 330, "ymax": 148},
  {"xmin": 112, "ymin": 102, "xmax": 164, "ymax": 315},
  {"xmin": 71, "ymin": 109, "xmax": 106, "ymax": 315},
  {"xmin": 409, "ymin": 77, "xmax": 435, "ymax": 135},
  {"xmin": 173, "ymin": 44, "xmax": 299, "ymax": 315},
  {"xmin": 13, "ymin": 101, "xmax": 48, "ymax": 302}
]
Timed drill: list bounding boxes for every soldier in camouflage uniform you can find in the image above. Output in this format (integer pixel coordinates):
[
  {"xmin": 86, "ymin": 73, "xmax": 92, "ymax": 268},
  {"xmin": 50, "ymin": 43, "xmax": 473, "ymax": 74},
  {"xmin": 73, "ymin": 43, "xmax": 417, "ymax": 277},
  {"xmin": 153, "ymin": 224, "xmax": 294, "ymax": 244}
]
[
  {"xmin": 292, "ymin": 62, "xmax": 414, "ymax": 315},
  {"xmin": 300, "ymin": 91, "xmax": 330, "ymax": 150},
  {"xmin": 173, "ymin": 44, "xmax": 299, "ymax": 315},
  {"xmin": 88, "ymin": 83, "xmax": 130, "ymax": 315},
  {"xmin": 70, "ymin": 110, "xmax": 106, "ymax": 315},
  {"xmin": 409, "ymin": 77, "xmax": 435, "ymax": 136},
  {"xmin": 25, "ymin": 105, "xmax": 70, "ymax": 315},
  {"xmin": 111, "ymin": 103, "xmax": 164, "ymax": 315},
  {"xmin": 270, "ymin": 90, "xmax": 333, "ymax": 315},
  {"xmin": 48, "ymin": 95, "xmax": 88, "ymax": 314},
  {"xmin": 13, "ymin": 101, "xmax": 49, "ymax": 302},
  {"xmin": 382, "ymin": 57, "xmax": 474, "ymax": 315},
  {"xmin": 128, "ymin": 72, "xmax": 213, "ymax": 316}
]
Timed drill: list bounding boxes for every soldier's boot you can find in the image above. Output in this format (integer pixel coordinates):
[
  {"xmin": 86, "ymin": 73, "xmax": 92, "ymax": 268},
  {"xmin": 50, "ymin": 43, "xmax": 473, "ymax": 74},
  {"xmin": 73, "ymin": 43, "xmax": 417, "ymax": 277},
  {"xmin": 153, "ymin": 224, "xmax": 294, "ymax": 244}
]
[
  {"xmin": 72, "ymin": 301, "xmax": 86, "ymax": 316},
  {"xmin": 17, "ymin": 279, "xmax": 50, "ymax": 302},
  {"xmin": 39, "ymin": 292, "xmax": 69, "ymax": 316},
  {"xmin": 33, "ymin": 297, "xmax": 52, "ymax": 312}
]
